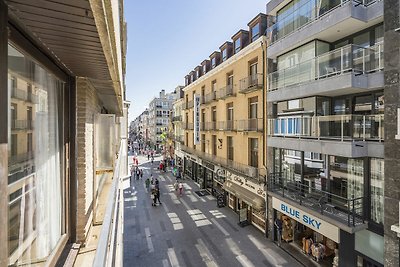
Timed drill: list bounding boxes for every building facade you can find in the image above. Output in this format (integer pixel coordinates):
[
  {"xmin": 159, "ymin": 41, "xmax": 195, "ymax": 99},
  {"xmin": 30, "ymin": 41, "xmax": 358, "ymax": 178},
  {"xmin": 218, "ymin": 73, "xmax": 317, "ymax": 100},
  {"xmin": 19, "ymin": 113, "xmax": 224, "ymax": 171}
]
[
  {"xmin": 0, "ymin": 0, "xmax": 128, "ymax": 266},
  {"xmin": 148, "ymin": 90, "xmax": 176, "ymax": 150},
  {"xmin": 264, "ymin": 0, "xmax": 389, "ymax": 266},
  {"xmin": 172, "ymin": 88, "xmax": 185, "ymax": 175},
  {"xmin": 182, "ymin": 13, "xmax": 269, "ymax": 234}
]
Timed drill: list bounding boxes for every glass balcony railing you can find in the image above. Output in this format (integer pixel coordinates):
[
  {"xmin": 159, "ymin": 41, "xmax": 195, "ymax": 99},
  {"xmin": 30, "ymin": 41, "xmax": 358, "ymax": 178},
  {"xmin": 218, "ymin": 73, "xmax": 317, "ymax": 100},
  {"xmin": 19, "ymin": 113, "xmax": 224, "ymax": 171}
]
[
  {"xmin": 268, "ymin": 114, "xmax": 384, "ymax": 141},
  {"xmin": 268, "ymin": 173, "xmax": 365, "ymax": 227},
  {"xmin": 266, "ymin": 0, "xmax": 377, "ymax": 45},
  {"xmin": 218, "ymin": 84, "xmax": 235, "ymax": 99},
  {"xmin": 239, "ymin": 73, "xmax": 263, "ymax": 93},
  {"xmin": 268, "ymin": 43, "xmax": 384, "ymax": 91}
]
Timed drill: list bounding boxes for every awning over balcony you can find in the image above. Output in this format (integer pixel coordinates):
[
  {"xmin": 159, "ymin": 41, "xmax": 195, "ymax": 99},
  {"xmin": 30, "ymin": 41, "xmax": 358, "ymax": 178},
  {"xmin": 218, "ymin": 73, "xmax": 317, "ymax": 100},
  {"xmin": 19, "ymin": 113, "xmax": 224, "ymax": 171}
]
[
  {"xmin": 6, "ymin": 0, "xmax": 124, "ymax": 115},
  {"xmin": 223, "ymin": 181, "xmax": 265, "ymax": 210}
]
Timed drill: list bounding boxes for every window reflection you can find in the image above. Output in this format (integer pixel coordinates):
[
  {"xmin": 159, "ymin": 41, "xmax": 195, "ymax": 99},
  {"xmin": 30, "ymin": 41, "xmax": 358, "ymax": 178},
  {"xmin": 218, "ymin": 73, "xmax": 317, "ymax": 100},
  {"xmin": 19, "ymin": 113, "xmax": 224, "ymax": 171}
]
[{"xmin": 8, "ymin": 44, "xmax": 65, "ymax": 265}]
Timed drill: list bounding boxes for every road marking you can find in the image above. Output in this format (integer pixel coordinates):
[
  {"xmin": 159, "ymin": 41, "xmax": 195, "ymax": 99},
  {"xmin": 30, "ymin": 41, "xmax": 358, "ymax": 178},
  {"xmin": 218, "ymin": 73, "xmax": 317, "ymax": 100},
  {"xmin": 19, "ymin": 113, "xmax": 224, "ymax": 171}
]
[
  {"xmin": 169, "ymin": 193, "xmax": 181, "ymax": 204},
  {"xmin": 187, "ymin": 209, "xmax": 202, "ymax": 215},
  {"xmin": 159, "ymin": 176, "xmax": 166, "ymax": 182},
  {"xmin": 167, "ymin": 248, "xmax": 180, "ymax": 267},
  {"xmin": 225, "ymin": 238, "xmax": 255, "ymax": 267},
  {"xmin": 167, "ymin": 213, "xmax": 184, "ymax": 231},
  {"xmin": 206, "ymin": 195, "xmax": 215, "ymax": 201},
  {"xmin": 209, "ymin": 210, "xmax": 226, "ymax": 218},
  {"xmin": 195, "ymin": 238, "xmax": 218, "ymax": 267},
  {"xmin": 236, "ymin": 255, "xmax": 255, "ymax": 267},
  {"xmin": 247, "ymin": 234, "xmax": 287, "ymax": 266},
  {"xmin": 195, "ymin": 219, "xmax": 212, "ymax": 227},
  {"xmin": 144, "ymin": 228, "xmax": 154, "ymax": 253},
  {"xmin": 180, "ymin": 198, "xmax": 191, "ymax": 210},
  {"xmin": 162, "ymin": 201, "xmax": 170, "ymax": 213},
  {"xmin": 162, "ymin": 259, "xmax": 169, "ymax": 267},
  {"xmin": 210, "ymin": 218, "xmax": 229, "ymax": 236},
  {"xmin": 187, "ymin": 193, "xmax": 198, "ymax": 202},
  {"xmin": 187, "ymin": 209, "xmax": 212, "ymax": 227},
  {"xmin": 183, "ymin": 184, "xmax": 192, "ymax": 190}
]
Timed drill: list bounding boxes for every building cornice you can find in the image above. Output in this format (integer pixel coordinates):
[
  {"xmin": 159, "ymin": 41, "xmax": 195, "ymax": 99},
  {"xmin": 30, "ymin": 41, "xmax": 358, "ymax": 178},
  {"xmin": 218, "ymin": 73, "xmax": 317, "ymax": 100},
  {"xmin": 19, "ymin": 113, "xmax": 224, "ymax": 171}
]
[{"xmin": 183, "ymin": 36, "xmax": 266, "ymax": 92}]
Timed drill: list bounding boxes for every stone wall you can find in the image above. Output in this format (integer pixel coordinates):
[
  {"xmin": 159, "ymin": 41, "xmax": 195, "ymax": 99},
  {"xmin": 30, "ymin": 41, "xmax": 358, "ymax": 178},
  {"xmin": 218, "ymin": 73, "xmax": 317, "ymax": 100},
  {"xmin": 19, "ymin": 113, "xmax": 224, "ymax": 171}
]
[
  {"xmin": 384, "ymin": 0, "xmax": 400, "ymax": 265},
  {"xmin": 75, "ymin": 77, "xmax": 101, "ymax": 243}
]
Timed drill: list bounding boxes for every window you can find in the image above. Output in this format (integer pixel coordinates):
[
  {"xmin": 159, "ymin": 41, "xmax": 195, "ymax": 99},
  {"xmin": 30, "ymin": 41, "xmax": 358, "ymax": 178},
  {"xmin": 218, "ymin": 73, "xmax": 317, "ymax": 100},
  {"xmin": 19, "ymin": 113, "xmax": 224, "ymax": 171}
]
[
  {"xmin": 227, "ymin": 103, "xmax": 234, "ymax": 130},
  {"xmin": 197, "ymin": 69, "xmax": 201, "ymax": 78},
  {"xmin": 251, "ymin": 23, "xmax": 260, "ymax": 41},
  {"xmin": 222, "ymin": 49, "xmax": 227, "ymax": 61},
  {"xmin": 11, "ymin": 134, "xmax": 17, "ymax": 156},
  {"xmin": 201, "ymin": 134, "xmax": 206, "ymax": 152},
  {"xmin": 227, "ymin": 136, "xmax": 234, "ymax": 160},
  {"xmin": 234, "ymin": 38, "xmax": 241, "ymax": 53},
  {"xmin": 27, "ymin": 133, "xmax": 32, "ymax": 152},
  {"xmin": 249, "ymin": 97, "xmax": 258, "ymax": 130},
  {"xmin": 212, "ymin": 135, "xmax": 217, "ymax": 155},
  {"xmin": 249, "ymin": 138, "xmax": 258, "ymax": 167},
  {"xmin": 211, "ymin": 107, "xmax": 217, "ymax": 130},
  {"xmin": 370, "ymin": 158, "xmax": 384, "ymax": 224},
  {"xmin": 211, "ymin": 57, "xmax": 216, "ymax": 68},
  {"xmin": 203, "ymin": 64, "xmax": 207, "ymax": 74}
]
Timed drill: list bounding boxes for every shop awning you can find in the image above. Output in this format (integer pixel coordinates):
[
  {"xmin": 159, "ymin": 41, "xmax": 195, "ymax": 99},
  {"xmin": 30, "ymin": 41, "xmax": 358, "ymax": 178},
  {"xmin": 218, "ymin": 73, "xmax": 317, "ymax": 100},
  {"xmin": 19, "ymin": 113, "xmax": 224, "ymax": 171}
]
[{"xmin": 223, "ymin": 181, "xmax": 265, "ymax": 210}]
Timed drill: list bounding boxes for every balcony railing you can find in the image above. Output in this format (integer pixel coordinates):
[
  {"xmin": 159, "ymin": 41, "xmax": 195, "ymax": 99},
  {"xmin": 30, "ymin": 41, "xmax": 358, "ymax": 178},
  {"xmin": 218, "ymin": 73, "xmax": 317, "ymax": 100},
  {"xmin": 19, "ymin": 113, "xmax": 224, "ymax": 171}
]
[
  {"xmin": 216, "ymin": 120, "xmax": 236, "ymax": 131},
  {"xmin": 268, "ymin": 42, "xmax": 384, "ymax": 91},
  {"xmin": 9, "ymin": 152, "xmax": 34, "ymax": 165},
  {"xmin": 237, "ymin": 118, "xmax": 263, "ymax": 132},
  {"xmin": 181, "ymin": 144, "xmax": 264, "ymax": 184},
  {"xmin": 184, "ymin": 100, "xmax": 194, "ymax": 109},
  {"xmin": 204, "ymin": 91, "xmax": 217, "ymax": 103},
  {"xmin": 11, "ymin": 120, "xmax": 34, "ymax": 130},
  {"xmin": 202, "ymin": 122, "xmax": 217, "ymax": 131},
  {"xmin": 174, "ymin": 135, "xmax": 184, "ymax": 143},
  {"xmin": 172, "ymin": 115, "xmax": 182, "ymax": 122},
  {"xmin": 218, "ymin": 85, "xmax": 235, "ymax": 99},
  {"xmin": 266, "ymin": 0, "xmax": 376, "ymax": 46},
  {"xmin": 11, "ymin": 88, "xmax": 38, "ymax": 103},
  {"xmin": 268, "ymin": 173, "xmax": 365, "ymax": 227},
  {"xmin": 184, "ymin": 123, "xmax": 194, "ymax": 130},
  {"xmin": 268, "ymin": 114, "xmax": 384, "ymax": 141},
  {"xmin": 239, "ymin": 74, "xmax": 263, "ymax": 93}
]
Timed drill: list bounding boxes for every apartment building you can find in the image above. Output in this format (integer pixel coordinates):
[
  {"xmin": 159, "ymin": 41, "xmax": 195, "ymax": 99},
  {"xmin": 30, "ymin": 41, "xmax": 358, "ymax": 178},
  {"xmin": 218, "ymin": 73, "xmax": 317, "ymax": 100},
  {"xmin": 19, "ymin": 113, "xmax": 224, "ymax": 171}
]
[
  {"xmin": 182, "ymin": 13, "xmax": 269, "ymax": 233},
  {"xmin": 264, "ymin": 0, "xmax": 392, "ymax": 266},
  {"xmin": 171, "ymin": 87, "xmax": 185, "ymax": 170},
  {"xmin": 0, "ymin": 0, "xmax": 128, "ymax": 266},
  {"xmin": 148, "ymin": 90, "xmax": 176, "ymax": 150}
]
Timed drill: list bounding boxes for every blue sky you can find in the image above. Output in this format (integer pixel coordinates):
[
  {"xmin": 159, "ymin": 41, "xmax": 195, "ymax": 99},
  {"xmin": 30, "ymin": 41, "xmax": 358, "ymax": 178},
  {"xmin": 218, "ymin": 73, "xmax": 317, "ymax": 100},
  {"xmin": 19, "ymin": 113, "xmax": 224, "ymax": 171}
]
[{"xmin": 125, "ymin": 1, "xmax": 268, "ymax": 121}]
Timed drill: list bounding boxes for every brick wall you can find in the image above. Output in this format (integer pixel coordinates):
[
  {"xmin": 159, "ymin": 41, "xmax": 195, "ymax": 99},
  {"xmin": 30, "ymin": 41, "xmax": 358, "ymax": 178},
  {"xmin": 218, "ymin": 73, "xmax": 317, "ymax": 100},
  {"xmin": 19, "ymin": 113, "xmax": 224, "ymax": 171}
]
[{"xmin": 75, "ymin": 77, "xmax": 101, "ymax": 243}]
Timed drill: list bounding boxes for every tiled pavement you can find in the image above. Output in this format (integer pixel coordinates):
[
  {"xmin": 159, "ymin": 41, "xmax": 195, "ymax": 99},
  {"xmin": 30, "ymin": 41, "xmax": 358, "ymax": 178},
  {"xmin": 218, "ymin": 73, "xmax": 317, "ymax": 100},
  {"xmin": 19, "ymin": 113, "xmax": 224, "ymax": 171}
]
[{"xmin": 123, "ymin": 155, "xmax": 303, "ymax": 267}]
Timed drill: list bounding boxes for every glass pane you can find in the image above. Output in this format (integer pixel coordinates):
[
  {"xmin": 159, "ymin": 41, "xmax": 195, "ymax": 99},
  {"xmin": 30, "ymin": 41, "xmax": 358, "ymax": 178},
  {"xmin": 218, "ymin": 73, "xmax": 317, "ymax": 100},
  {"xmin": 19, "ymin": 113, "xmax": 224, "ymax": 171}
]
[
  {"xmin": 370, "ymin": 158, "xmax": 384, "ymax": 224},
  {"xmin": 8, "ymin": 44, "xmax": 65, "ymax": 264}
]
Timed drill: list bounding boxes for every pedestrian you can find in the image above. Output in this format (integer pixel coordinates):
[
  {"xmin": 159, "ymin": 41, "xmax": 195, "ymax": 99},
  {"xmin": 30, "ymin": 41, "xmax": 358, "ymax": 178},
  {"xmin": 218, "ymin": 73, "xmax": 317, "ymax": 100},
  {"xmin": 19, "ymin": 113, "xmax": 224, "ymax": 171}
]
[
  {"xmin": 136, "ymin": 168, "xmax": 140, "ymax": 180},
  {"xmin": 140, "ymin": 169, "xmax": 143, "ymax": 179},
  {"xmin": 145, "ymin": 177, "xmax": 150, "ymax": 192},
  {"xmin": 174, "ymin": 180, "xmax": 179, "ymax": 191},
  {"xmin": 148, "ymin": 154, "xmax": 150, "ymax": 160},
  {"xmin": 155, "ymin": 186, "xmax": 161, "ymax": 204},
  {"xmin": 178, "ymin": 182, "xmax": 183, "ymax": 196},
  {"xmin": 150, "ymin": 182, "xmax": 157, "ymax": 206},
  {"xmin": 159, "ymin": 162, "xmax": 163, "ymax": 171},
  {"xmin": 275, "ymin": 217, "xmax": 283, "ymax": 247}
]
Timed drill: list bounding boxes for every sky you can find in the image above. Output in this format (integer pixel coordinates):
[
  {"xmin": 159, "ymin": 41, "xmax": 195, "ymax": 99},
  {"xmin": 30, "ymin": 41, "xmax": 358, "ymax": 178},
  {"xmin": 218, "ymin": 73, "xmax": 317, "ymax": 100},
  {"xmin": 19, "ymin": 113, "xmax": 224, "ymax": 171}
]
[{"xmin": 124, "ymin": 0, "xmax": 268, "ymax": 122}]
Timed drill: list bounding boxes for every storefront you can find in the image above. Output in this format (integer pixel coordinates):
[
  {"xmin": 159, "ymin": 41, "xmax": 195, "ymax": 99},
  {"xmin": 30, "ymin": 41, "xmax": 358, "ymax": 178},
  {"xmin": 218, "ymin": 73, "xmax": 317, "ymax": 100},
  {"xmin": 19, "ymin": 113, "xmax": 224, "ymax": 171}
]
[
  {"xmin": 183, "ymin": 153, "xmax": 203, "ymax": 188},
  {"xmin": 272, "ymin": 197, "xmax": 340, "ymax": 265},
  {"xmin": 203, "ymin": 161, "xmax": 214, "ymax": 194},
  {"xmin": 213, "ymin": 166, "xmax": 226, "ymax": 196},
  {"xmin": 223, "ymin": 171, "xmax": 266, "ymax": 233}
]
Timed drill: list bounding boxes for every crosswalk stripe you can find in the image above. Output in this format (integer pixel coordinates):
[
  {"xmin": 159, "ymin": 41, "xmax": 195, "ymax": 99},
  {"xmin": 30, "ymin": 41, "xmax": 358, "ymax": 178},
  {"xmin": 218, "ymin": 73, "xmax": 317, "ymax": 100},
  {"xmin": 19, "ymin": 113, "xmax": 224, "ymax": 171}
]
[
  {"xmin": 211, "ymin": 218, "xmax": 229, "ymax": 236},
  {"xmin": 196, "ymin": 239, "xmax": 218, "ymax": 267},
  {"xmin": 145, "ymin": 228, "xmax": 154, "ymax": 253},
  {"xmin": 180, "ymin": 198, "xmax": 191, "ymax": 210},
  {"xmin": 167, "ymin": 248, "xmax": 180, "ymax": 267}
]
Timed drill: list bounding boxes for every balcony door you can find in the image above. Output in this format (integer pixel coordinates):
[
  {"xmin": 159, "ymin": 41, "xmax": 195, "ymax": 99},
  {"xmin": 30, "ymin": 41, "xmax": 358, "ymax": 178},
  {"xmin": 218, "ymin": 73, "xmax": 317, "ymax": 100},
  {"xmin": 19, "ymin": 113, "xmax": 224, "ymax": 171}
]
[
  {"xmin": 249, "ymin": 138, "xmax": 258, "ymax": 168},
  {"xmin": 227, "ymin": 103, "xmax": 234, "ymax": 130},
  {"xmin": 249, "ymin": 62, "xmax": 257, "ymax": 86},
  {"xmin": 249, "ymin": 97, "xmax": 258, "ymax": 130}
]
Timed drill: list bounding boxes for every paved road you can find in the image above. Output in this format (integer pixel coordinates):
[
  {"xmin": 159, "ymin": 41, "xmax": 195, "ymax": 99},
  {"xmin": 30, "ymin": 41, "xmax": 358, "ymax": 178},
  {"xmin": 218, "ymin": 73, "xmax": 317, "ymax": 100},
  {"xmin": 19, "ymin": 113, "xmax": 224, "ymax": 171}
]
[{"xmin": 123, "ymin": 155, "xmax": 302, "ymax": 267}]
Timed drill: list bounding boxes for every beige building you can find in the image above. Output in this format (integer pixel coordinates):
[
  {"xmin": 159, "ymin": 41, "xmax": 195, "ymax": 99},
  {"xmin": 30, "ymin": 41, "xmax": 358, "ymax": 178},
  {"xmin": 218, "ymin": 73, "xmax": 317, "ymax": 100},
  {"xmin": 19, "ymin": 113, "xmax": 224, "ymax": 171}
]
[{"xmin": 181, "ymin": 13, "xmax": 268, "ymax": 233}]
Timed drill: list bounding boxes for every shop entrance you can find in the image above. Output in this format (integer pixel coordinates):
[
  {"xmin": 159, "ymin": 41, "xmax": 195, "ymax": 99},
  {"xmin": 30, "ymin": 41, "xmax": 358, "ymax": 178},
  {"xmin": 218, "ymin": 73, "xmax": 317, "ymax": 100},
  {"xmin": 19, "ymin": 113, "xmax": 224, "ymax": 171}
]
[{"xmin": 275, "ymin": 211, "xmax": 338, "ymax": 266}]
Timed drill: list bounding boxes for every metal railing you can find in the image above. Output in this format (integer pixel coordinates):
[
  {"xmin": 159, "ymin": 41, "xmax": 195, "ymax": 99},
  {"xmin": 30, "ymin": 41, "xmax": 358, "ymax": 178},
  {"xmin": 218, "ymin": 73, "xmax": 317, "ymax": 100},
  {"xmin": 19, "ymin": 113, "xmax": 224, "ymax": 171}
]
[
  {"xmin": 237, "ymin": 118, "xmax": 263, "ymax": 132},
  {"xmin": 11, "ymin": 120, "xmax": 34, "ymax": 130},
  {"xmin": 9, "ymin": 151, "xmax": 34, "ymax": 165},
  {"xmin": 184, "ymin": 123, "xmax": 194, "ymax": 130},
  {"xmin": 218, "ymin": 85, "xmax": 235, "ymax": 99},
  {"xmin": 93, "ymin": 142, "xmax": 124, "ymax": 267},
  {"xmin": 268, "ymin": 173, "xmax": 365, "ymax": 227},
  {"xmin": 184, "ymin": 100, "xmax": 194, "ymax": 109},
  {"xmin": 268, "ymin": 114, "xmax": 384, "ymax": 141},
  {"xmin": 239, "ymin": 74, "xmax": 263, "ymax": 93},
  {"xmin": 266, "ymin": 0, "xmax": 377, "ymax": 45},
  {"xmin": 204, "ymin": 91, "xmax": 217, "ymax": 103},
  {"xmin": 268, "ymin": 42, "xmax": 384, "ymax": 91},
  {"xmin": 11, "ymin": 88, "xmax": 38, "ymax": 103},
  {"xmin": 172, "ymin": 115, "xmax": 182, "ymax": 122},
  {"xmin": 181, "ymin": 144, "xmax": 264, "ymax": 184},
  {"xmin": 216, "ymin": 121, "xmax": 236, "ymax": 131}
]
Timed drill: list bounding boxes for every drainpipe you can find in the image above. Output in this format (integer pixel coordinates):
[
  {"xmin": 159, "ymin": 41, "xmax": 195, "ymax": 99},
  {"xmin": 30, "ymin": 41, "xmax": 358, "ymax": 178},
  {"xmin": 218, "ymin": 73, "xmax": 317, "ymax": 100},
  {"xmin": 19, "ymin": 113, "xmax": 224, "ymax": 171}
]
[{"xmin": 261, "ymin": 38, "xmax": 268, "ymax": 238}]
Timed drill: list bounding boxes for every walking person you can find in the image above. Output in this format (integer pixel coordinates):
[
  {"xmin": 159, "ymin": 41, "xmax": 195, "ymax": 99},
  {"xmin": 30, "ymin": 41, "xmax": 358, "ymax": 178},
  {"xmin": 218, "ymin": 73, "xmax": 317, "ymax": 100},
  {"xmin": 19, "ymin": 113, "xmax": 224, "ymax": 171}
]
[
  {"xmin": 145, "ymin": 177, "xmax": 150, "ymax": 192},
  {"xmin": 150, "ymin": 182, "xmax": 157, "ymax": 206},
  {"xmin": 275, "ymin": 217, "xmax": 283, "ymax": 247},
  {"xmin": 155, "ymin": 182, "xmax": 162, "ymax": 205},
  {"xmin": 178, "ymin": 182, "xmax": 183, "ymax": 196},
  {"xmin": 140, "ymin": 169, "xmax": 143, "ymax": 179}
]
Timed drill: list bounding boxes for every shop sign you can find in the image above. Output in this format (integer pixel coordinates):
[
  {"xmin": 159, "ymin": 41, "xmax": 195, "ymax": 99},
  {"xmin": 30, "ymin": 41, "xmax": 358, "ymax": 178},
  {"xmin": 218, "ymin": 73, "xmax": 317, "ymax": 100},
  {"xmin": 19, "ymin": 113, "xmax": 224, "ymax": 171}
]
[
  {"xmin": 272, "ymin": 197, "xmax": 340, "ymax": 243},
  {"xmin": 226, "ymin": 171, "xmax": 266, "ymax": 198},
  {"xmin": 193, "ymin": 95, "xmax": 200, "ymax": 145},
  {"xmin": 215, "ymin": 166, "xmax": 226, "ymax": 178}
]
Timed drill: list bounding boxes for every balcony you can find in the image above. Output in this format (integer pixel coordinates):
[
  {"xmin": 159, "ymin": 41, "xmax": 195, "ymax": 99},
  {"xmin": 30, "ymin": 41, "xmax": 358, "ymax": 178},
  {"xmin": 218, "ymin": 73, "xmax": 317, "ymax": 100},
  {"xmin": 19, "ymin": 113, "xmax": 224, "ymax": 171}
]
[
  {"xmin": 217, "ymin": 121, "xmax": 236, "ymax": 131},
  {"xmin": 9, "ymin": 152, "xmax": 34, "ymax": 165},
  {"xmin": 218, "ymin": 85, "xmax": 235, "ymax": 99},
  {"xmin": 183, "ymin": 100, "xmax": 194, "ymax": 110},
  {"xmin": 181, "ymin": 145, "xmax": 264, "ymax": 184},
  {"xmin": 11, "ymin": 88, "xmax": 38, "ymax": 103},
  {"xmin": 239, "ymin": 74, "xmax": 263, "ymax": 94},
  {"xmin": 174, "ymin": 135, "xmax": 184, "ymax": 144},
  {"xmin": 267, "ymin": 114, "xmax": 384, "ymax": 158},
  {"xmin": 268, "ymin": 43, "xmax": 384, "ymax": 101},
  {"xmin": 202, "ymin": 122, "xmax": 217, "ymax": 131},
  {"xmin": 266, "ymin": 0, "xmax": 383, "ymax": 58},
  {"xmin": 172, "ymin": 115, "xmax": 182, "ymax": 122},
  {"xmin": 184, "ymin": 123, "xmax": 194, "ymax": 130},
  {"xmin": 11, "ymin": 120, "xmax": 34, "ymax": 130},
  {"xmin": 268, "ymin": 173, "xmax": 367, "ymax": 229},
  {"xmin": 237, "ymin": 118, "xmax": 263, "ymax": 132},
  {"xmin": 204, "ymin": 91, "xmax": 217, "ymax": 104}
]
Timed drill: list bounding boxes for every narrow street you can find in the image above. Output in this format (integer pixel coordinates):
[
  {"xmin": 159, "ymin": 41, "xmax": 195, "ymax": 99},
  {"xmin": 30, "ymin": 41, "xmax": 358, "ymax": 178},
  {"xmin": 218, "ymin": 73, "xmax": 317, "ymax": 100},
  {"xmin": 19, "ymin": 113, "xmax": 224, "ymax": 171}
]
[{"xmin": 123, "ymin": 155, "xmax": 302, "ymax": 267}]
